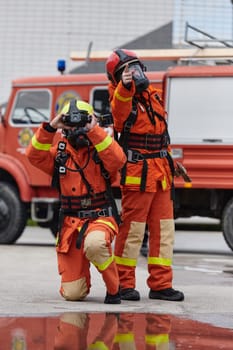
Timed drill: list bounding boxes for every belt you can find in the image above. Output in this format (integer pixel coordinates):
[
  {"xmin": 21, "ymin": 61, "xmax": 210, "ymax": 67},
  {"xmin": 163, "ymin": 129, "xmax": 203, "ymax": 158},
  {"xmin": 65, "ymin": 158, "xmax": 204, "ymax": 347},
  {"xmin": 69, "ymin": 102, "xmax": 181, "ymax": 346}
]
[
  {"xmin": 127, "ymin": 149, "xmax": 168, "ymax": 163},
  {"xmin": 61, "ymin": 206, "xmax": 113, "ymax": 219}
]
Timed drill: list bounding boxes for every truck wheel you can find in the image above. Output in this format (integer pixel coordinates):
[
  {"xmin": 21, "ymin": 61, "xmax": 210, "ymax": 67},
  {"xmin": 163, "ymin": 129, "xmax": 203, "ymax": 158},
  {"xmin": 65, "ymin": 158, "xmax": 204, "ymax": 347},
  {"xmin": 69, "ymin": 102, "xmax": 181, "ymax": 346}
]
[
  {"xmin": 0, "ymin": 183, "xmax": 27, "ymax": 244},
  {"xmin": 222, "ymin": 198, "xmax": 233, "ymax": 252}
]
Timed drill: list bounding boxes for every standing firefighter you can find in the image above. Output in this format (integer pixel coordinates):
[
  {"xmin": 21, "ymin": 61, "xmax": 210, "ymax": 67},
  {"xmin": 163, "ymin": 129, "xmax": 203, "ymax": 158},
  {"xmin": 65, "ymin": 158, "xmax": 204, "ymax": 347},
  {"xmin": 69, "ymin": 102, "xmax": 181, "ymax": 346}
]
[
  {"xmin": 106, "ymin": 49, "xmax": 184, "ymax": 301},
  {"xmin": 26, "ymin": 99, "xmax": 126, "ymax": 304}
]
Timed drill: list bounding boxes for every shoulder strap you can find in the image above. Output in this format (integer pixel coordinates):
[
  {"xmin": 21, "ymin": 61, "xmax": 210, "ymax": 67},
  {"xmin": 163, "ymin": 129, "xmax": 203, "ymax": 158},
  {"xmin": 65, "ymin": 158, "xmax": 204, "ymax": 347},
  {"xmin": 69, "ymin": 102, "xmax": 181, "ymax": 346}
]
[
  {"xmin": 118, "ymin": 97, "xmax": 138, "ymax": 152},
  {"xmin": 93, "ymin": 150, "xmax": 121, "ymax": 225}
]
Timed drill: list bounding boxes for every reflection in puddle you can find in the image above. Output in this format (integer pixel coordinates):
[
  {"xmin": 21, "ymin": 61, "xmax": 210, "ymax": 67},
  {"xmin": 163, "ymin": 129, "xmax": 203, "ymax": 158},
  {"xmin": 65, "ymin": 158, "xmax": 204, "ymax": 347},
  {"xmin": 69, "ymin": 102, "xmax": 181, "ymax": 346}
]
[{"xmin": 0, "ymin": 313, "xmax": 232, "ymax": 349}]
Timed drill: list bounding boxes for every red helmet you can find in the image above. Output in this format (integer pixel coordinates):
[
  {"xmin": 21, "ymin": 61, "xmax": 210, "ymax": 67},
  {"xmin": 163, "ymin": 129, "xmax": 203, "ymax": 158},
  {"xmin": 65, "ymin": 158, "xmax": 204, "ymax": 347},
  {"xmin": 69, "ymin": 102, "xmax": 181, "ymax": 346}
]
[{"xmin": 106, "ymin": 49, "xmax": 140, "ymax": 84}]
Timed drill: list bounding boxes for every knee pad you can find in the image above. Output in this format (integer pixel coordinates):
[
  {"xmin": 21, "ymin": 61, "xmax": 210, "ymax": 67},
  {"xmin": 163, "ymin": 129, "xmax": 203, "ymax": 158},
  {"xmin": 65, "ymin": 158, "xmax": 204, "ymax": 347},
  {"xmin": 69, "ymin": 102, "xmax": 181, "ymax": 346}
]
[
  {"xmin": 84, "ymin": 230, "xmax": 107, "ymax": 263},
  {"xmin": 61, "ymin": 277, "xmax": 88, "ymax": 301}
]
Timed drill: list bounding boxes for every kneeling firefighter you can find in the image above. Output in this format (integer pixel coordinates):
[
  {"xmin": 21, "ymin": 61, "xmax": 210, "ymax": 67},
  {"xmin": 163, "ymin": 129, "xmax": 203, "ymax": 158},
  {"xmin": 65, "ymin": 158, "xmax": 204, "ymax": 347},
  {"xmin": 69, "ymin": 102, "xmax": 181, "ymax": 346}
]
[{"xmin": 26, "ymin": 99, "xmax": 126, "ymax": 304}]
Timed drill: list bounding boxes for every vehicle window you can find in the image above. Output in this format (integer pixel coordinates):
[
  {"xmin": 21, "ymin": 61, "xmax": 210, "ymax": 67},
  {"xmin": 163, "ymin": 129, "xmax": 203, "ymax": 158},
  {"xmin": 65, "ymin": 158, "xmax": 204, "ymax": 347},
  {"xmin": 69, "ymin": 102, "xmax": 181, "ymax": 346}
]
[
  {"xmin": 90, "ymin": 88, "xmax": 110, "ymax": 116},
  {"xmin": 166, "ymin": 77, "xmax": 233, "ymax": 144},
  {"xmin": 10, "ymin": 90, "xmax": 51, "ymax": 125}
]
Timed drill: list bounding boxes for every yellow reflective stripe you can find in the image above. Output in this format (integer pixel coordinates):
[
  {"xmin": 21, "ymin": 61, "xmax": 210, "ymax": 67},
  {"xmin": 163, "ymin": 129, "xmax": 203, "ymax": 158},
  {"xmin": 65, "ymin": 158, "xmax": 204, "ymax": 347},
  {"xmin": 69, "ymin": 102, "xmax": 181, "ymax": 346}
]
[
  {"xmin": 115, "ymin": 90, "xmax": 132, "ymax": 102},
  {"xmin": 161, "ymin": 176, "xmax": 167, "ymax": 190},
  {"xmin": 96, "ymin": 219, "xmax": 115, "ymax": 231},
  {"xmin": 88, "ymin": 341, "xmax": 108, "ymax": 350},
  {"xmin": 114, "ymin": 333, "xmax": 134, "ymax": 343},
  {"xmin": 145, "ymin": 334, "xmax": 169, "ymax": 345},
  {"xmin": 148, "ymin": 256, "xmax": 172, "ymax": 266},
  {"xmin": 125, "ymin": 176, "xmax": 141, "ymax": 185},
  {"xmin": 95, "ymin": 135, "xmax": 112, "ymax": 152},
  {"xmin": 93, "ymin": 255, "xmax": 114, "ymax": 271},
  {"xmin": 31, "ymin": 135, "xmax": 52, "ymax": 151},
  {"xmin": 114, "ymin": 255, "xmax": 137, "ymax": 267}
]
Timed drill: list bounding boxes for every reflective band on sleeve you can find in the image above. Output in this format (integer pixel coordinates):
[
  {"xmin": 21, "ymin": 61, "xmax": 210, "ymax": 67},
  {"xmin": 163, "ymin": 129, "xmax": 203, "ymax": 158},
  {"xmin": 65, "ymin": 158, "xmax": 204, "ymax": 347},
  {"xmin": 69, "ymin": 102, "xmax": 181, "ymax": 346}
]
[
  {"xmin": 114, "ymin": 255, "xmax": 137, "ymax": 267},
  {"xmin": 95, "ymin": 135, "xmax": 112, "ymax": 152},
  {"xmin": 148, "ymin": 256, "xmax": 172, "ymax": 266},
  {"xmin": 114, "ymin": 91, "xmax": 133, "ymax": 102},
  {"xmin": 114, "ymin": 333, "xmax": 135, "ymax": 343},
  {"xmin": 125, "ymin": 176, "xmax": 141, "ymax": 185},
  {"xmin": 96, "ymin": 219, "xmax": 115, "ymax": 231},
  {"xmin": 93, "ymin": 255, "xmax": 114, "ymax": 271},
  {"xmin": 31, "ymin": 135, "xmax": 52, "ymax": 151},
  {"xmin": 145, "ymin": 334, "xmax": 169, "ymax": 345}
]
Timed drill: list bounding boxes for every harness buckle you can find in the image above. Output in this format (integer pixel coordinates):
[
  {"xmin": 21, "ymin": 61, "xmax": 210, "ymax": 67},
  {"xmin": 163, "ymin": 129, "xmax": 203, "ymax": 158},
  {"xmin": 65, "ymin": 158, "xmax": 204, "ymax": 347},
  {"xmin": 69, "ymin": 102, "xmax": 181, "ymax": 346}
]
[
  {"xmin": 78, "ymin": 210, "xmax": 93, "ymax": 219},
  {"xmin": 127, "ymin": 149, "xmax": 144, "ymax": 163},
  {"xmin": 159, "ymin": 150, "xmax": 167, "ymax": 158},
  {"xmin": 59, "ymin": 166, "xmax": 66, "ymax": 174},
  {"xmin": 124, "ymin": 121, "xmax": 133, "ymax": 132},
  {"xmin": 81, "ymin": 198, "xmax": 92, "ymax": 208}
]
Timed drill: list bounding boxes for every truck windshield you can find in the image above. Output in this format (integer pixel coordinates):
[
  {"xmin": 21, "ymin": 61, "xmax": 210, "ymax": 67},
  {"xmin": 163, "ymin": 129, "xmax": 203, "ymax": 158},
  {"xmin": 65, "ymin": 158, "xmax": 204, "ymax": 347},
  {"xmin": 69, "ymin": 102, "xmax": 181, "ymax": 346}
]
[{"xmin": 10, "ymin": 90, "xmax": 51, "ymax": 125}]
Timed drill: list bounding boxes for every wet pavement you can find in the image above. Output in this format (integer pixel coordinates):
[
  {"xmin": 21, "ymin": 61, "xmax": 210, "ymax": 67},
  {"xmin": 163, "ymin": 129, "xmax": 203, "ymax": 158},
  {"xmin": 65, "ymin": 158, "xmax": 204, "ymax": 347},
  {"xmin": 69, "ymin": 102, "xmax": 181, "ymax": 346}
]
[{"xmin": 0, "ymin": 223, "xmax": 233, "ymax": 349}]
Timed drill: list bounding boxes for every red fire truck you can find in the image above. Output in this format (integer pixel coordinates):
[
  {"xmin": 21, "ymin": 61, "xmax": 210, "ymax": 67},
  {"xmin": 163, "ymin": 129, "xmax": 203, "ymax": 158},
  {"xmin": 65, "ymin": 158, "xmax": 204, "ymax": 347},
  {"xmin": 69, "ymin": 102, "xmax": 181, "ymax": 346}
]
[{"xmin": 1, "ymin": 48, "xmax": 233, "ymax": 251}]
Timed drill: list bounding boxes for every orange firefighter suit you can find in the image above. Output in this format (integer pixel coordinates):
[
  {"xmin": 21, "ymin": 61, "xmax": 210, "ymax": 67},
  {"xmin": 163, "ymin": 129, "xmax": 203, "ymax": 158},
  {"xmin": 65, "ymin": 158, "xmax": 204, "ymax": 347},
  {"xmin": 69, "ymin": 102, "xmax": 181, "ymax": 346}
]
[
  {"xmin": 107, "ymin": 53, "xmax": 181, "ymax": 300},
  {"xmin": 26, "ymin": 121, "xmax": 126, "ymax": 302}
]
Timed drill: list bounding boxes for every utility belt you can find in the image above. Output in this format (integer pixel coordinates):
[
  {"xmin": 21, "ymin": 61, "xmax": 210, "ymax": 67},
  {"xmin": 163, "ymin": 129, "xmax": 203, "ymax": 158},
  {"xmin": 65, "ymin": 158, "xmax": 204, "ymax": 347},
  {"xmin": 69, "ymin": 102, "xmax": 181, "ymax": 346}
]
[
  {"xmin": 127, "ymin": 132, "xmax": 166, "ymax": 151},
  {"xmin": 127, "ymin": 149, "xmax": 168, "ymax": 163},
  {"xmin": 121, "ymin": 148, "xmax": 175, "ymax": 197},
  {"xmin": 58, "ymin": 204, "xmax": 113, "ymax": 250},
  {"xmin": 60, "ymin": 206, "xmax": 113, "ymax": 219}
]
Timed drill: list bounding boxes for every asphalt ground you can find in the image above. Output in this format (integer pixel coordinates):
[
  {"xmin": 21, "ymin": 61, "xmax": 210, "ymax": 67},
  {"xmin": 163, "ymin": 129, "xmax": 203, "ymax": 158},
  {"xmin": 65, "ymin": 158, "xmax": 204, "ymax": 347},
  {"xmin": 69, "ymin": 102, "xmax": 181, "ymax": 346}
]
[{"xmin": 0, "ymin": 220, "xmax": 232, "ymax": 329}]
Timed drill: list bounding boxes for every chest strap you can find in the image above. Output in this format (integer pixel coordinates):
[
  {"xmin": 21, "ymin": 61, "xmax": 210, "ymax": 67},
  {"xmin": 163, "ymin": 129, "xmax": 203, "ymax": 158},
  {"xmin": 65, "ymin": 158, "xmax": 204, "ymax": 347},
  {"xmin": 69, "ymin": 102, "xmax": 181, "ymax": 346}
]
[
  {"xmin": 127, "ymin": 133, "xmax": 164, "ymax": 151},
  {"xmin": 127, "ymin": 132, "xmax": 170, "ymax": 151},
  {"xmin": 61, "ymin": 191, "xmax": 108, "ymax": 211}
]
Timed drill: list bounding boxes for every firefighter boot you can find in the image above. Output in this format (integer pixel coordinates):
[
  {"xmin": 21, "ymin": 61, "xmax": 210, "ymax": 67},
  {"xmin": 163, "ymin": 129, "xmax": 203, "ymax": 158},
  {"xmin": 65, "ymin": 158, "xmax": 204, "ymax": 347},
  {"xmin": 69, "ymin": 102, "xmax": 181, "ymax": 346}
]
[
  {"xmin": 149, "ymin": 288, "xmax": 184, "ymax": 301},
  {"xmin": 120, "ymin": 288, "xmax": 140, "ymax": 301},
  {"xmin": 104, "ymin": 291, "xmax": 121, "ymax": 304}
]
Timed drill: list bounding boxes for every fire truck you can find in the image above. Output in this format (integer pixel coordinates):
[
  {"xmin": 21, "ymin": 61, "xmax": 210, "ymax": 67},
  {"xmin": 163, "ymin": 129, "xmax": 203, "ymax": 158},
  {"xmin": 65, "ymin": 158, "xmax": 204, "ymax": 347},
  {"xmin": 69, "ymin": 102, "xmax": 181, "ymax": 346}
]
[{"xmin": 1, "ymin": 48, "xmax": 233, "ymax": 252}]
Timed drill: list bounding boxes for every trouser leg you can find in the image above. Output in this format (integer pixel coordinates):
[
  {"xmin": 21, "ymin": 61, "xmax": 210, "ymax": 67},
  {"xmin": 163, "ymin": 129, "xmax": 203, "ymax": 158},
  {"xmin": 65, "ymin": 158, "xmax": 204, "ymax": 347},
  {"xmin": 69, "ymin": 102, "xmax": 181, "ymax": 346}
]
[
  {"xmin": 114, "ymin": 190, "xmax": 153, "ymax": 289},
  {"xmin": 57, "ymin": 234, "xmax": 91, "ymax": 301},
  {"xmin": 84, "ymin": 227, "xmax": 119, "ymax": 295},
  {"xmin": 147, "ymin": 187, "xmax": 175, "ymax": 290}
]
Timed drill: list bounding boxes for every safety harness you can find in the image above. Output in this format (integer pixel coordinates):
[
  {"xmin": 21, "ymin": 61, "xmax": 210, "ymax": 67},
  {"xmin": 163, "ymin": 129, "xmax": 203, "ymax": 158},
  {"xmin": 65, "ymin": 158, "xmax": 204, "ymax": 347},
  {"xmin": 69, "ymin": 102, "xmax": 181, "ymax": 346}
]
[
  {"xmin": 118, "ymin": 93, "xmax": 175, "ymax": 197},
  {"xmin": 52, "ymin": 141, "xmax": 120, "ymax": 248}
]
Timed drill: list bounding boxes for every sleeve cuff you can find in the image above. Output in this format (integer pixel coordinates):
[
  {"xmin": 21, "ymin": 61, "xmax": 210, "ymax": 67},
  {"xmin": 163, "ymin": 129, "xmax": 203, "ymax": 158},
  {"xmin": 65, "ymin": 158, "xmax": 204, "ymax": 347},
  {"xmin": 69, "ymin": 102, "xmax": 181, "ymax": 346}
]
[{"xmin": 43, "ymin": 122, "xmax": 57, "ymax": 133}]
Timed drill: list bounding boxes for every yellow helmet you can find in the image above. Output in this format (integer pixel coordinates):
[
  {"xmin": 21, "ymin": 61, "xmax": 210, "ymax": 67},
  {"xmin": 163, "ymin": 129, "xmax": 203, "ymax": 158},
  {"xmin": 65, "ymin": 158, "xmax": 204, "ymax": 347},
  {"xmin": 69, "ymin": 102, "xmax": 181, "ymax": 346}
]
[{"xmin": 61, "ymin": 99, "xmax": 94, "ymax": 116}]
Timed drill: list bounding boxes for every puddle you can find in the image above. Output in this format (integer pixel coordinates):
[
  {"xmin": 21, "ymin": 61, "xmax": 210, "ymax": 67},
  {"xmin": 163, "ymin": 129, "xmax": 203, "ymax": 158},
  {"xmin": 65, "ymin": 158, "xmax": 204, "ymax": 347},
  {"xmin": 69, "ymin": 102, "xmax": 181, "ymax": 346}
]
[{"xmin": 0, "ymin": 312, "xmax": 232, "ymax": 349}]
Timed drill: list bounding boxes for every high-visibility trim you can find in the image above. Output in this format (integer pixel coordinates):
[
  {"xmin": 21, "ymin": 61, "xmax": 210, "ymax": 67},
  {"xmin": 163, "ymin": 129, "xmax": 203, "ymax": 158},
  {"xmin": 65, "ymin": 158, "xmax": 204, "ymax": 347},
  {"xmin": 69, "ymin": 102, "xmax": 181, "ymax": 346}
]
[
  {"xmin": 161, "ymin": 176, "xmax": 167, "ymax": 190},
  {"xmin": 88, "ymin": 341, "xmax": 108, "ymax": 350},
  {"xmin": 31, "ymin": 135, "xmax": 52, "ymax": 151},
  {"xmin": 145, "ymin": 334, "xmax": 169, "ymax": 345},
  {"xmin": 125, "ymin": 176, "xmax": 141, "ymax": 185},
  {"xmin": 114, "ymin": 333, "xmax": 134, "ymax": 342},
  {"xmin": 96, "ymin": 219, "xmax": 115, "ymax": 231},
  {"xmin": 114, "ymin": 90, "xmax": 132, "ymax": 102},
  {"xmin": 93, "ymin": 255, "xmax": 114, "ymax": 271},
  {"xmin": 148, "ymin": 256, "xmax": 172, "ymax": 266},
  {"xmin": 114, "ymin": 255, "xmax": 137, "ymax": 267},
  {"xmin": 95, "ymin": 135, "xmax": 112, "ymax": 152}
]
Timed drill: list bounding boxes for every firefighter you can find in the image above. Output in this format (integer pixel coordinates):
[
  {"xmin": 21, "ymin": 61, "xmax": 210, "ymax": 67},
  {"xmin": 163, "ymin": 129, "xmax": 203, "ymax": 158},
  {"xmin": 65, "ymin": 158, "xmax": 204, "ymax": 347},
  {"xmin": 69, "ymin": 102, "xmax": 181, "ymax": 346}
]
[
  {"xmin": 26, "ymin": 99, "xmax": 126, "ymax": 304},
  {"xmin": 106, "ymin": 49, "xmax": 184, "ymax": 301}
]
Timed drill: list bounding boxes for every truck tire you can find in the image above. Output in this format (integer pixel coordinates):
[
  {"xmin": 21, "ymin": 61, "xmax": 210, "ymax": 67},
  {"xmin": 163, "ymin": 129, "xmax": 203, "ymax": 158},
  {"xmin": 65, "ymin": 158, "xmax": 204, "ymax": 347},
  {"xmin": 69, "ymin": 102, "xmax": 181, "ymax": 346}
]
[
  {"xmin": 222, "ymin": 197, "xmax": 233, "ymax": 252},
  {"xmin": 0, "ymin": 182, "xmax": 27, "ymax": 244}
]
